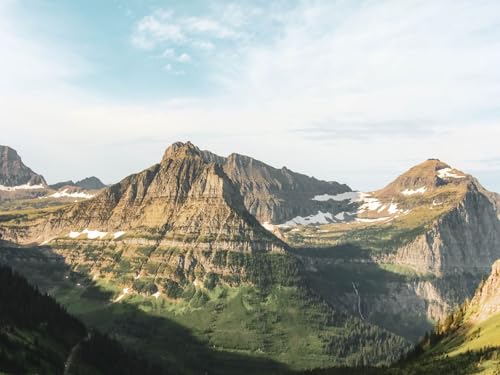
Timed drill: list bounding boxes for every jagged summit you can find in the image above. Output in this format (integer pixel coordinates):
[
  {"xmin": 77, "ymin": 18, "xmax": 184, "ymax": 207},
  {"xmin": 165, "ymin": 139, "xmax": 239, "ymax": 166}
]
[
  {"xmin": 0, "ymin": 145, "xmax": 46, "ymax": 188},
  {"xmin": 161, "ymin": 141, "xmax": 203, "ymax": 162},
  {"xmin": 158, "ymin": 142, "xmax": 351, "ymax": 224}
]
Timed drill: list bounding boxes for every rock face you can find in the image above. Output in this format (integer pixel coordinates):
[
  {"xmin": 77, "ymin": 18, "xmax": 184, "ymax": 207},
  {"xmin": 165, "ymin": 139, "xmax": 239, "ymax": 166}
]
[
  {"xmin": 380, "ymin": 165, "xmax": 500, "ymax": 276},
  {"xmin": 221, "ymin": 153, "xmax": 351, "ymax": 224},
  {"xmin": 0, "ymin": 146, "xmax": 46, "ymax": 188},
  {"xmin": 469, "ymin": 259, "xmax": 500, "ymax": 323}
]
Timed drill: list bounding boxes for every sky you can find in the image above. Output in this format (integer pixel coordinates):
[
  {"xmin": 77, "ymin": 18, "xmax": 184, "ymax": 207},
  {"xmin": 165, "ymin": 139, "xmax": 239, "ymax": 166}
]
[{"xmin": 1, "ymin": 0, "xmax": 500, "ymax": 192}]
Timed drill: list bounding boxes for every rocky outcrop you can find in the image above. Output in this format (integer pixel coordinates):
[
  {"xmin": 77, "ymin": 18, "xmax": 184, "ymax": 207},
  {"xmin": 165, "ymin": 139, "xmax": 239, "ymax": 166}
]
[
  {"xmin": 382, "ymin": 182, "xmax": 500, "ymax": 276},
  {"xmin": 469, "ymin": 259, "xmax": 500, "ymax": 323},
  {"xmin": 0, "ymin": 145, "xmax": 46, "ymax": 188}
]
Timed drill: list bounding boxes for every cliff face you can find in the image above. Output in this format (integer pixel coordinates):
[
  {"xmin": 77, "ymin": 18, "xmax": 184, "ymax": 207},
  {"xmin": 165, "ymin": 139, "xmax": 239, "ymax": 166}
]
[
  {"xmin": 383, "ymin": 182, "xmax": 500, "ymax": 276},
  {"xmin": 0, "ymin": 146, "xmax": 46, "ymax": 188},
  {"xmin": 468, "ymin": 259, "xmax": 500, "ymax": 323}
]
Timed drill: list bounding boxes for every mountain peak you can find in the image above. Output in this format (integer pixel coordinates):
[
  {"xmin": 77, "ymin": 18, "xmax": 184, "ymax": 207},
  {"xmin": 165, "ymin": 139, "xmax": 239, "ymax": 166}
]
[
  {"xmin": 162, "ymin": 141, "xmax": 201, "ymax": 162},
  {"xmin": 0, "ymin": 145, "xmax": 47, "ymax": 188},
  {"xmin": 377, "ymin": 159, "xmax": 467, "ymax": 197}
]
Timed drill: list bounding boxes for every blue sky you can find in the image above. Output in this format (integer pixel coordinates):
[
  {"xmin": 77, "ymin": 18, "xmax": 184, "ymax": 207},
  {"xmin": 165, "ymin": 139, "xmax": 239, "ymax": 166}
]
[{"xmin": 2, "ymin": 0, "xmax": 500, "ymax": 191}]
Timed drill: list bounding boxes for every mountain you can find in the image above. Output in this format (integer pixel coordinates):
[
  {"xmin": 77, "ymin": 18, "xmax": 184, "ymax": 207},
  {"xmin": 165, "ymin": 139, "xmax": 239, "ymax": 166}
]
[
  {"xmin": 280, "ymin": 159, "xmax": 500, "ymax": 341},
  {"xmin": 3, "ymin": 146, "xmax": 499, "ymax": 373},
  {"xmin": 0, "ymin": 263, "xmax": 164, "ymax": 374},
  {"xmin": 3, "ymin": 141, "xmax": 285, "ymax": 252},
  {"xmin": 0, "ymin": 145, "xmax": 46, "ymax": 189},
  {"xmin": 221, "ymin": 153, "xmax": 351, "ymax": 224},
  {"xmin": 0, "ymin": 141, "xmax": 409, "ymax": 373},
  {"xmin": 192, "ymin": 142, "xmax": 352, "ymax": 225},
  {"xmin": 50, "ymin": 176, "xmax": 106, "ymax": 190}
]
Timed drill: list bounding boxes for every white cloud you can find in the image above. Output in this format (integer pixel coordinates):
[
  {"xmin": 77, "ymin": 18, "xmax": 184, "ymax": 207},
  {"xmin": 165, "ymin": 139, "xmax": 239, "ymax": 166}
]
[
  {"xmin": 2, "ymin": 1, "xmax": 500, "ymax": 193},
  {"xmin": 177, "ymin": 53, "xmax": 191, "ymax": 63},
  {"xmin": 131, "ymin": 11, "xmax": 185, "ymax": 49}
]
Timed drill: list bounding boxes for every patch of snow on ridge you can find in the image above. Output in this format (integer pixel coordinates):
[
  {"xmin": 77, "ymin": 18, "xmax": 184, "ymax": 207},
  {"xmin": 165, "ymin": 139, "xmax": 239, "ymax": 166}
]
[
  {"xmin": 113, "ymin": 231, "xmax": 126, "ymax": 239},
  {"xmin": 68, "ymin": 229, "xmax": 108, "ymax": 239},
  {"xmin": 152, "ymin": 291, "xmax": 161, "ymax": 299},
  {"xmin": 358, "ymin": 197, "xmax": 382, "ymax": 212},
  {"xmin": 50, "ymin": 189, "xmax": 94, "ymax": 199},
  {"xmin": 387, "ymin": 202, "xmax": 400, "ymax": 214},
  {"xmin": 335, "ymin": 212, "xmax": 345, "ymax": 220},
  {"xmin": 284, "ymin": 211, "xmax": 333, "ymax": 226},
  {"xmin": 84, "ymin": 229, "xmax": 108, "ymax": 239},
  {"xmin": 401, "ymin": 187, "xmax": 427, "ymax": 196},
  {"xmin": 437, "ymin": 168, "xmax": 465, "ymax": 179},
  {"xmin": 0, "ymin": 183, "xmax": 45, "ymax": 191},
  {"xmin": 312, "ymin": 191, "xmax": 365, "ymax": 202}
]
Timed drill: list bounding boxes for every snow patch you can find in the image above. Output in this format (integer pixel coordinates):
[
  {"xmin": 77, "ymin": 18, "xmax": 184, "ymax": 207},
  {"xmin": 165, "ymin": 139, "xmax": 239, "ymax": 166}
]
[
  {"xmin": 334, "ymin": 212, "xmax": 345, "ymax": 220},
  {"xmin": 113, "ymin": 231, "xmax": 126, "ymax": 239},
  {"xmin": 401, "ymin": 187, "xmax": 427, "ymax": 196},
  {"xmin": 50, "ymin": 189, "xmax": 94, "ymax": 199},
  {"xmin": 358, "ymin": 197, "xmax": 382, "ymax": 212},
  {"xmin": 0, "ymin": 183, "xmax": 45, "ymax": 191},
  {"xmin": 284, "ymin": 211, "xmax": 333, "ymax": 226},
  {"xmin": 68, "ymin": 229, "xmax": 108, "ymax": 239},
  {"xmin": 387, "ymin": 202, "xmax": 400, "ymax": 215},
  {"xmin": 312, "ymin": 191, "xmax": 365, "ymax": 202},
  {"xmin": 152, "ymin": 291, "xmax": 161, "ymax": 299},
  {"xmin": 437, "ymin": 168, "xmax": 465, "ymax": 179}
]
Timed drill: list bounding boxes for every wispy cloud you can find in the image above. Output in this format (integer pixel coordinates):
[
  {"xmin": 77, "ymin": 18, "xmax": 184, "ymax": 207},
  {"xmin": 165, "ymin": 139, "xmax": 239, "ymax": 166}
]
[
  {"xmin": 2, "ymin": 1, "xmax": 500, "ymax": 191},
  {"xmin": 131, "ymin": 6, "xmax": 250, "ymax": 53}
]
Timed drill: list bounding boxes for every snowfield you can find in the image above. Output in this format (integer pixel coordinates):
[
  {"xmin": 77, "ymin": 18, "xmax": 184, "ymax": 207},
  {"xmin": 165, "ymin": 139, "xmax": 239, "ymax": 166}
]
[
  {"xmin": 0, "ymin": 183, "xmax": 45, "ymax": 191},
  {"xmin": 401, "ymin": 187, "xmax": 427, "ymax": 196},
  {"xmin": 68, "ymin": 229, "xmax": 126, "ymax": 240},
  {"xmin": 284, "ymin": 211, "xmax": 334, "ymax": 226},
  {"xmin": 50, "ymin": 189, "xmax": 95, "ymax": 199},
  {"xmin": 437, "ymin": 167, "xmax": 465, "ymax": 179}
]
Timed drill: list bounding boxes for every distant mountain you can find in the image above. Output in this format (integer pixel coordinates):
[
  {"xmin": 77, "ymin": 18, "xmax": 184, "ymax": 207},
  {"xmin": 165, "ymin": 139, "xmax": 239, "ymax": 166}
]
[
  {"xmin": 0, "ymin": 145, "xmax": 46, "ymax": 189},
  {"xmin": 49, "ymin": 176, "xmax": 106, "ymax": 190}
]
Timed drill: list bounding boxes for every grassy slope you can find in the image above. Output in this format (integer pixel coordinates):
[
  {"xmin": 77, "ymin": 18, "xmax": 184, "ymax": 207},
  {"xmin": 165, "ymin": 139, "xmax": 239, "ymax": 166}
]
[{"xmin": 51, "ymin": 267, "xmax": 408, "ymax": 374}]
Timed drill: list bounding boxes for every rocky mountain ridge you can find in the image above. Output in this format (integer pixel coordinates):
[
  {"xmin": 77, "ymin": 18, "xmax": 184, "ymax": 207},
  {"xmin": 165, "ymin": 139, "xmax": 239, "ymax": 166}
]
[
  {"xmin": 0, "ymin": 145, "xmax": 46, "ymax": 189},
  {"xmin": 49, "ymin": 176, "xmax": 106, "ymax": 190}
]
